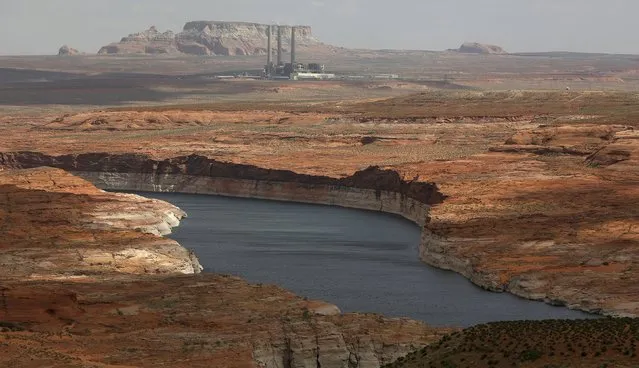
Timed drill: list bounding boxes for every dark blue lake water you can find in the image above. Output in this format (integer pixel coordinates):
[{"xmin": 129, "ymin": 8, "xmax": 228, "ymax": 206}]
[{"xmin": 143, "ymin": 192, "xmax": 595, "ymax": 327}]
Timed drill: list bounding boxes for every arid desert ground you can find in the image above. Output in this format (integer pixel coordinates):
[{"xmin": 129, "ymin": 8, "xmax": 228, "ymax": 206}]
[{"xmin": 1, "ymin": 51, "xmax": 638, "ymax": 367}]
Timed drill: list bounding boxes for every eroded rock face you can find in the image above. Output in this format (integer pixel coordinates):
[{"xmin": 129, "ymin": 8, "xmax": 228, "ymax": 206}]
[
  {"xmin": 0, "ymin": 151, "xmax": 445, "ymax": 206},
  {"xmin": 456, "ymin": 42, "xmax": 506, "ymax": 54},
  {"xmin": 491, "ymin": 124, "xmax": 623, "ymax": 155},
  {"xmin": 98, "ymin": 21, "xmax": 320, "ymax": 56},
  {"xmin": 98, "ymin": 26, "xmax": 178, "ymax": 55},
  {"xmin": 0, "ymin": 167, "xmax": 201, "ymax": 279},
  {"xmin": 0, "ymin": 275, "xmax": 452, "ymax": 367},
  {"xmin": 0, "ymin": 166, "xmax": 451, "ymax": 367},
  {"xmin": 177, "ymin": 21, "xmax": 316, "ymax": 56}
]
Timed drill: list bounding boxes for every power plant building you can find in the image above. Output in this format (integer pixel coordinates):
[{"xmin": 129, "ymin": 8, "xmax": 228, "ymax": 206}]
[{"xmin": 264, "ymin": 25, "xmax": 334, "ymax": 80}]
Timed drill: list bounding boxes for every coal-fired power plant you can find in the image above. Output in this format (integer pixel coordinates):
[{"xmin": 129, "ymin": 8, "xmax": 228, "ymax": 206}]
[
  {"xmin": 266, "ymin": 25, "xmax": 272, "ymax": 77},
  {"xmin": 277, "ymin": 26, "xmax": 282, "ymax": 66},
  {"xmin": 263, "ymin": 25, "xmax": 334, "ymax": 80},
  {"xmin": 291, "ymin": 26, "xmax": 296, "ymax": 67}
]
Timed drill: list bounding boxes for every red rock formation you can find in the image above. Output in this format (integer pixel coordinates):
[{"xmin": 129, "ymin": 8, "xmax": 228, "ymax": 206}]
[
  {"xmin": 0, "ymin": 167, "xmax": 200, "ymax": 278},
  {"xmin": 0, "ymin": 152, "xmax": 445, "ymax": 206},
  {"xmin": 0, "ymin": 166, "xmax": 452, "ymax": 367}
]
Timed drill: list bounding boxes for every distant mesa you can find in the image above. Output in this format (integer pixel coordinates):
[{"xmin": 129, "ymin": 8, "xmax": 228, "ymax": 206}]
[
  {"xmin": 98, "ymin": 26, "xmax": 177, "ymax": 55},
  {"xmin": 98, "ymin": 22, "xmax": 321, "ymax": 56},
  {"xmin": 454, "ymin": 42, "xmax": 507, "ymax": 55},
  {"xmin": 58, "ymin": 45, "xmax": 81, "ymax": 56}
]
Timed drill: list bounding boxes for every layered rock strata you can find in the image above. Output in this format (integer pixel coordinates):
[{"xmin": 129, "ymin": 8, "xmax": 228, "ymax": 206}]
[
  {"xmin": 0, "ymin": 152, "xmax": 444, "ymax": 226},
  {"xmin": 0, "ymin": 274, "xmax": 452, "ymax": 367},
  {"xmin": 0, "ymin": 165, "xmax": 452, "ymax": 367},
  {"xmin": 98, "ymin": 26, "xmax": 178, "ymax": 55},
  {"xmin": 0, "ymin": 167, "xmax": 201, "ymax": 278},
  {"xmin": 2, "ymin": 147, "xmax": 638, "ymax": 319},
  {"xmin": 98, "ymin": 22, "xmax": 319, "ymax": 56}
]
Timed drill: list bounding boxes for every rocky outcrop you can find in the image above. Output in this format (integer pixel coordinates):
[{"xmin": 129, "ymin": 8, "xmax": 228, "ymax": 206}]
[
  {"xmin": 0, "ymin": 274, "xmax": 452, "ymax": 367},
  {"xmin": 98, "ymin": 26, "xmax": 178, "ymax": 55},
  {"xmin": 58, "ymin": 45, "xmax": 80, "ymax": 56},
  {"xmin": 456, "ymin": 42, "xmax": 506, "ymax": 55},
  {"xmin": 0, "ymin": 152, "xmax": 444, "ymax": 223},
  {"xmin": 177, "ymin": 21, "xmax": 316, "ymax": 56},
  {"xmin": 586, "ymin": 129, "xmax": 639, "ymax": 170},
  {"xmin": 0, "ymin": 167, "xmax": 202, "ymax": 279},
  {"xmin": 98, "ymin": 21, "xmax": 320, "ymax": 56}
]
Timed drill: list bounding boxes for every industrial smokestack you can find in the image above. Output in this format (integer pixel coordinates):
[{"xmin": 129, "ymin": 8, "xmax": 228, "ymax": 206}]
[
  {"xmin": 266, "ymin": 25, "xmax": 272, "ymax": 76},
  {"xmin": 290, "ymin": 26, "xmax": 296, "ymax": 67},
  {"xmin": 277, "ymin": 26, "xmax": 282, "ymax": 66}
]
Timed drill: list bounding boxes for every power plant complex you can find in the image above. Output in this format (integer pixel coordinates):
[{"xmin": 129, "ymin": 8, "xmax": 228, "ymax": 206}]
[{"xmin": 264, "ymin": 25, "xmax": 334, "ymax": 80}]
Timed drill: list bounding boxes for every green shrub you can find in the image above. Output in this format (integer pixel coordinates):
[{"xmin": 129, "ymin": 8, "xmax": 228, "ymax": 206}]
[{"xmin": 520, "ymin": 349, "xmax": 543, "ymax": 362}]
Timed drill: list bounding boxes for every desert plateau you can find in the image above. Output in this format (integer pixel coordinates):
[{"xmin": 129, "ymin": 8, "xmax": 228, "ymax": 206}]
[{"xmin": 1, "ymin": 10, "xmax": 639, "ymax": 368}]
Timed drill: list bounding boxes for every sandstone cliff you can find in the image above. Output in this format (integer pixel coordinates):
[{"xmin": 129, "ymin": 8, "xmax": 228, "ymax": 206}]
[
  {"xmin": 0, "ymin": 151, "xmax": 445, "ymax": 207},
  {"xmin": 0, "ymin": 273, "xmax": 452, "ymax": 367},
  {"xmin": 0, "ymin": 167, "xmax": 201, "ymax": 278},
  {"xmin": 98, "ymin": 21, "xmax": 320, "ymax": 56},
  {"xmin": 0, "ymin": 166, "xmax": 452, "ymax": 367}
]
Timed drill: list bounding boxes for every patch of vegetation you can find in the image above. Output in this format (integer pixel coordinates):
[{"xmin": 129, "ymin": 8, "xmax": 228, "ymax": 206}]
[
  {"xmin": 520, "ymin": 349, "xmax": 543, "ymax": 362},
  {"xmin": 0, "ymin": 321, "xmax": 26, "ymax": 332},
  {"xmin": 382, "ymin": 318, "xmax": 639, "ymax": 368},
  {"xmin": 302, "ymin": 308, "xmax": 312, "ymax": 321}
]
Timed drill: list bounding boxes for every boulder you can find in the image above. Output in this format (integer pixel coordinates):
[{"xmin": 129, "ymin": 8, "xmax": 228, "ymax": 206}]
[{"xmin": 58, "ymin": 45, "xmax": 80, "ymax": 56}]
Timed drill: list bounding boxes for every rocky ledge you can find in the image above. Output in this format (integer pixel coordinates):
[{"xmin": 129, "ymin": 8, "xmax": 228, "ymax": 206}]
[
  {"xmin": 0, "ymin": 166, "xmax": 452, "ymax": 367},
  {"xmin": 58, "ymin": 45, "xmax": 81, "ymax": 56},
  {"xmin": 0, "ymin": 167, "xmax": 200, "ymax": 278}
]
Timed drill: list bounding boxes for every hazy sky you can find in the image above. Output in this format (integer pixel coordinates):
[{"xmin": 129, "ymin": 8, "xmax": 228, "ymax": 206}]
[{"xmin": 0, "ymin": 0, "xmax": 636, "ymax": 55}]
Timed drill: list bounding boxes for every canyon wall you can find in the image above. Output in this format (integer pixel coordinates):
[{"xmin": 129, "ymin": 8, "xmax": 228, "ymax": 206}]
[
  {"xmin": 0, "ymin": 152, "xmax": 442, "ymax": 225},
  {"xmin": 2, "ymin": 150, "xmax": 618, "ymax": 318},
  {"xmin": 0, "ymin": 154, "xmax": 452, "ymax": 367},
  {"xmin": 0, "ymin": 167, "xmax": 202, "ymax": 279},
  {"xmin": 84, "ymin": 172, "xmax": 433, "ymax": 227},
  {"xmin": 0, "ymin": 150, "xmax": 619, "ymax": 317}
]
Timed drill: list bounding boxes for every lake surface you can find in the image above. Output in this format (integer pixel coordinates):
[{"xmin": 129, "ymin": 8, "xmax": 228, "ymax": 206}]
[{"xmin": 143, "ymin": 192, "xmax": 595, "ymax": 327}]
